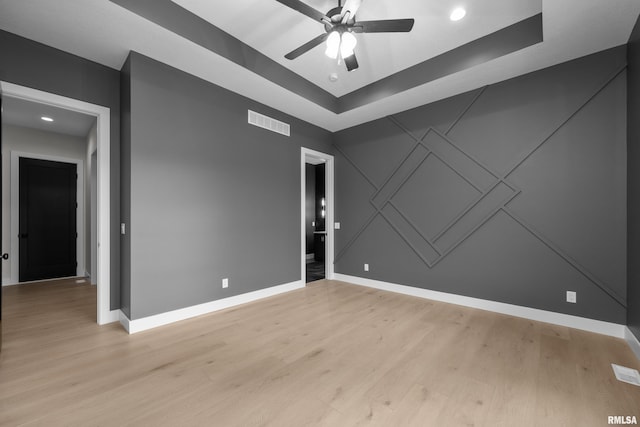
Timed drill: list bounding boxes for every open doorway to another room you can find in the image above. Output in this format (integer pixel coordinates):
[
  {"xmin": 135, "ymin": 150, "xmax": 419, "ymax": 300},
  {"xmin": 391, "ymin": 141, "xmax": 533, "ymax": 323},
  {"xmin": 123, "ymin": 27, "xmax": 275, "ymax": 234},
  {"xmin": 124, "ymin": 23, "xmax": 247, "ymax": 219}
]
[
  {"xmin": 0, "ymin": 82, "xmax": 113, "ymax": 327},
  {"xmin": 305, "ymin": 161, "xmax": 326, "ymax": 282},
  {"xmin": 2, "ymin": 97, "xmax": 96, "ymax": 286},
  {"xmin": 301, "ymin": 147, "xmax": 334, "ymax": 284}
]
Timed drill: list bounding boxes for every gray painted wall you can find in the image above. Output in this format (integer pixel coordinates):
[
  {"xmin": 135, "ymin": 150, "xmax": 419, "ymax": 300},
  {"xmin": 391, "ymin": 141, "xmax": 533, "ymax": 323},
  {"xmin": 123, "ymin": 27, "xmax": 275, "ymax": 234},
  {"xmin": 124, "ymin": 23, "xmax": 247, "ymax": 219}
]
[
  {"xmin": 334, "ymin": 46, "xmax": 628, "ymax": 324},
  {"xmin": 120, "ymin": 56, "xmax": 132, "ymax": 318},
  {"xmin": 628, "ymin": 18, "xmax": 640, "ymax": 341},
  {"xmin": 122, "ymin": 52, "xmax": 332, "ymax": 320},
  {"xmin": 1, "ymin": 28, "xmax": 633, "ymax": 332},
  {"xmin": 0, "ymin": 30, "xmax": 121, "ymax": 309}
]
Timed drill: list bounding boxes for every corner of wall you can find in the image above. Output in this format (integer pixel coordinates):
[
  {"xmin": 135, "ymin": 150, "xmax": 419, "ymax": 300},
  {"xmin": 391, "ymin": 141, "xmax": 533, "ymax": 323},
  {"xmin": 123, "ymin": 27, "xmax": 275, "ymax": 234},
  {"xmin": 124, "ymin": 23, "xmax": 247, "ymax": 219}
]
[
  {"xmin": 627, "ymin": 13, "xmax": 640, "ymax": 346},
  {"xmin": 119, "ymin": 54, "xmax": 132, "ymax": 319}
]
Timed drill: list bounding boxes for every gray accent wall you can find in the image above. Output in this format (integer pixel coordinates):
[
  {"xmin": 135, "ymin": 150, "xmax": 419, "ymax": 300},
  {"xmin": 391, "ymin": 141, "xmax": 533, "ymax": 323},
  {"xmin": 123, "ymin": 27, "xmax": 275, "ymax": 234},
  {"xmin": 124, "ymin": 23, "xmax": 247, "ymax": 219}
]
[
  {"xmin": 121, "ymin": 52, "xmax": 332, "ymax": 320},
  {"xmin": 334, "ymin": 46, "xmax": 628, "ymax": 324},
  {"xmin": 628, "ymin": 17, "xmax": 640, "ymax": 341},
  {"xmin": 0, "ymin": 30, "xmax": 121, "ymax": 309}
]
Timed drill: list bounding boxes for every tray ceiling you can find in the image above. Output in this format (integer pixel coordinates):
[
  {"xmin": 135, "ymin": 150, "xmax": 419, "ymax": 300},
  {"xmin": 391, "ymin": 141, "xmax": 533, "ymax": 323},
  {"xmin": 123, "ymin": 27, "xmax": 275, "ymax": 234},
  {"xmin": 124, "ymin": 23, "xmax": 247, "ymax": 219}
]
[{"xmin": 0, "ymin": 0, "xmax": 638, "ymax": 131}]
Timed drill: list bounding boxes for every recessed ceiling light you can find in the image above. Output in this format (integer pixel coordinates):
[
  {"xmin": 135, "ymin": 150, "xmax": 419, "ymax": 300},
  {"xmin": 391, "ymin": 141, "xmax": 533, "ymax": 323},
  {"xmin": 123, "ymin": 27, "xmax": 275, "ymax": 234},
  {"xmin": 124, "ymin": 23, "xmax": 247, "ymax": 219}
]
[
  {"xmin": 450, "ymin": 7, "xmax": 466, "ymax": 21},
  {"xmin": 41, "ymin": 116, "xmax": 54, "ymax": 122}
]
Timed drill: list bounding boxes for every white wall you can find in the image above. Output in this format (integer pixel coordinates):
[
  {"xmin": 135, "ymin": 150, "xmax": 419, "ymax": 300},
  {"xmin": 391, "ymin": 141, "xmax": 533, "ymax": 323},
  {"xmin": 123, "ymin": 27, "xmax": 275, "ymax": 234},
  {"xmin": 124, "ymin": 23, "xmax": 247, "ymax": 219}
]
[
  {"xmin": 85, "ymin": 121, "xmax": 97, "ymax": 283},
  {"xmin": 1, "ymin": 124, "xmax": 87, "ymax": 285}
]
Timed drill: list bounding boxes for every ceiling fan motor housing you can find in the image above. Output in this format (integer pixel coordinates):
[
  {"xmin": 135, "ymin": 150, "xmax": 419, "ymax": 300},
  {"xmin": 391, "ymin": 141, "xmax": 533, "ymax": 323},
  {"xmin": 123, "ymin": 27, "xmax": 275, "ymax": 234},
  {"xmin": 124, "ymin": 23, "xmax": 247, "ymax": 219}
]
[
  {"xmin": 324, "ymin": 6, "xmax": 356, "ymax": 34},
  {"xmin": 325, "ymin": 6, "xmax": 346, "ymax": 30}
]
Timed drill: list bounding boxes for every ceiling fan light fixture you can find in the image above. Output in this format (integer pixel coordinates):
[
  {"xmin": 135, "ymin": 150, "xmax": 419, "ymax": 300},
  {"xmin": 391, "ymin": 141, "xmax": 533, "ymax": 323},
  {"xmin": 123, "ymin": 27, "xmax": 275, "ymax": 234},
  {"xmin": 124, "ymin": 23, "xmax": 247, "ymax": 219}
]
[
  {"xmin": 340, "ymin": 32, "xmax": 357, "ymax": 58},
  {"xmin": 325, "ymin": 31, "xmax": 340, "ymax": 59},
  {"xmin": 450, "ymin": 7, "xmax": 466, "ymax": 21}
]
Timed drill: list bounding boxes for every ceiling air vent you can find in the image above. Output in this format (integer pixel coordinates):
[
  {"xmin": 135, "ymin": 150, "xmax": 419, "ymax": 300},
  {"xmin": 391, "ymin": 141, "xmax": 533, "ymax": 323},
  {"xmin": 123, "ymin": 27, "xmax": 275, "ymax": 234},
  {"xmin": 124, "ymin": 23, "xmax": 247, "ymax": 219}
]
[{"xmin": 248, "ymin": 110, "xmax": 290, "ymax": 137}]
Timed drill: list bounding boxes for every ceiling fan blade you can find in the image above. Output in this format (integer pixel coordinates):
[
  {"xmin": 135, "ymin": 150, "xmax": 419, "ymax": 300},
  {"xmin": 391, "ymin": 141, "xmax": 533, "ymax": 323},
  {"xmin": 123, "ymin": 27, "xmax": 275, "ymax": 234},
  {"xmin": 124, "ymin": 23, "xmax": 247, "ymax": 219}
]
[
  {"xmin": 285, "ymin": 33, "xmax": 329, "ymax": 60},
  {"xmin": 344, "ymin": 52, "xmax": 359, "ymax": 72},
  {"xmin": 274, "ymin": 0, "xmax": 327, "ymax": 23},
  {"xmin": 353, "ymin": 18, "xmax": 415, "ymax": 33}
]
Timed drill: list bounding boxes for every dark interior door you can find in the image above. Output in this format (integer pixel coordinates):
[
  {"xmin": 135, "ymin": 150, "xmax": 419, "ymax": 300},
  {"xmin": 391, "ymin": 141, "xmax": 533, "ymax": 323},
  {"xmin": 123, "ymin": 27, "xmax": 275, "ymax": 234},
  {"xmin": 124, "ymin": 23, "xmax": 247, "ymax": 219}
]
[
  {"xmin": 19, "ymin": 158, "xmax": 77, "ymax": 282},
  {"xmin": 1, "ymin": 92, "xmax": 3, "ymax": 351}
]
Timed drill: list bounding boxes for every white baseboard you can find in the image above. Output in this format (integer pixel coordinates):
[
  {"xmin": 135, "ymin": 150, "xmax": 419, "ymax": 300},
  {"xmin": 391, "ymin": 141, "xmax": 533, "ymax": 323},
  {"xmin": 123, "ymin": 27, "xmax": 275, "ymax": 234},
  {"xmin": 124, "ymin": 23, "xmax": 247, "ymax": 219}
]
[
  {"xmin": 121, "ymin": 280, "xmax": 305, "ymax": 334},
  {"xmin": 119, "ymin": 310, "xmax": 130, "ymax": 333},
  {"xmin": 85, "ymin": 271, "xmax": 97, "ymax": 285},
  {"xmin": 103, "ymin": 309, "xmax": 120, "ymax": 324},
  {"xmin": 626, "ymin": 327, "xmax": 640, "ymax": 360},
  {"xmin": 334, "ymin": 274, "xmax": 627, "ymax": 339},
  {"xmin": 2, "ymin": 275, "xmax": 87, "ymax": 287}
]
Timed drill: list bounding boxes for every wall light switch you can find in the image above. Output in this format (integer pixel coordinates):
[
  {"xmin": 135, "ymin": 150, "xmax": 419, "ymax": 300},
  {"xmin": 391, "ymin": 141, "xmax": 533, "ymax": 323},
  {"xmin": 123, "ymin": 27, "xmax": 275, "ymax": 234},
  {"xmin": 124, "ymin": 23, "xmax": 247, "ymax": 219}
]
[
  {"xmin": 364, "ymin": 263, "xmax": 369, "ymax": 272},
  {"xmin": 566, "ymin": 291, "xmax": 576, "ymax": 303},
  {"xmin": 222, "ymin": 278, "xmax": 229, "ymax": 289},
  {"xmin": 312, "ymin": 221, "xmax": 315, "ymax": 227},
  {"xmin": 335, "ymin": 222, "xmax": 341, "ymax": 229},
  {"xmin": 120, "ymin": 223, "xmax": 126, "ymax": 235}
]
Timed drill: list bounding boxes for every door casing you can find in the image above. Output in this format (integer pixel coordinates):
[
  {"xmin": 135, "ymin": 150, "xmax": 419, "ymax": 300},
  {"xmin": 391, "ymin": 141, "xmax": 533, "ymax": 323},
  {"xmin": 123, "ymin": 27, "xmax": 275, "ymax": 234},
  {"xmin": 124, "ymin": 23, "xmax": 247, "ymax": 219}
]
[
  {"xmin": 0, "ymin": 81, "xmax": 115, "ymax": 325},
  {"xmin": 301, "ymin": 147, "xmax": 335, "ymax": 282}
]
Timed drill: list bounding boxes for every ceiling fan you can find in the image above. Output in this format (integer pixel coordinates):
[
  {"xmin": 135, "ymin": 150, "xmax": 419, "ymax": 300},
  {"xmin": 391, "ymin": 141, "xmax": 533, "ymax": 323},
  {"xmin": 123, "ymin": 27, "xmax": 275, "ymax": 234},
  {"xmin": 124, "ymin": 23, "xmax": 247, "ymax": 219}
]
[{"xmin": 276, "ymin": 0, "xmax": 415, "ymax": 72}]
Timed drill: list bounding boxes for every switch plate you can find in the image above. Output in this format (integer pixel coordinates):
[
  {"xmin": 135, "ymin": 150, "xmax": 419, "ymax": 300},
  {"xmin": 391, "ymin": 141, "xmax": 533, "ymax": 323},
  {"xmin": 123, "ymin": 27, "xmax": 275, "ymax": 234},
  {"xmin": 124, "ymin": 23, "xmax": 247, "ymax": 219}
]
[
  {"xmin": 364, "ymin": 263, "xmax": 369, "ymax": 272},
  {"xmin": 566, "ymin": 291, "xmax": 576, "ymax": 303},
  {"xmin": 335, "ymin": 222, "xmax": 341, "ymax": 229},
  {"xmin": 222, "ymin": 278, "xmax": 229, "ymax": 289},
  {"xmin": 120, "ymin": 223, "xmax": 126, "ymax": 235}
]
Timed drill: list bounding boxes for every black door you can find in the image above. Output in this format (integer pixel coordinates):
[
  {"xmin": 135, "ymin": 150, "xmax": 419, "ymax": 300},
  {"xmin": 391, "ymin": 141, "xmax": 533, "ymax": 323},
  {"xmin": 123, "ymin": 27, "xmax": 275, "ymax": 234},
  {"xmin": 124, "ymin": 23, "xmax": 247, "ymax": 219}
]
[
  {"xmin": 19, "ymin": 158, "xmax": 77, "ymax": 282},
  {"xmin": 1, "ymin": 92, "xmax": 3, "ymax": 350}
]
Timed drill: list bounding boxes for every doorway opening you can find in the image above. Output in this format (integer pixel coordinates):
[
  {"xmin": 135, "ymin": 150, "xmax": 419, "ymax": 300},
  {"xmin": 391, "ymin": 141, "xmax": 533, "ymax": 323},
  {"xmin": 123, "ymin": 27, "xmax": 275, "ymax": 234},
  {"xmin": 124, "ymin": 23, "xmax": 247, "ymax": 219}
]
[
  {"xmin": 1, "ymin": 81, "xmax": 114, "ymax": 325},
  {"xmin": 301, "ymin": 148, "xmax": 334, "ymax": 284},
  {"xmin": 305, "ymin": 160, "xmax": 325, "ymax": 282}
]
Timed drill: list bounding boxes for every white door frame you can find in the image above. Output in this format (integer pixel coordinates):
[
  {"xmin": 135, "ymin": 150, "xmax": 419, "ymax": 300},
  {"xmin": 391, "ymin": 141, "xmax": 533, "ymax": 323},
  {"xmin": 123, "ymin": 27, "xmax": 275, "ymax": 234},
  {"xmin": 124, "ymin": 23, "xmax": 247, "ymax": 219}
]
[
  {"xmin": 1, "ymin": 81, "xmax": 116, "ymax": 325},
  {"xmin": 301, "ymin": 147, "xmax": 335, "ymax": 282},
  {"xmin": 10, "ymin": 152, "xmax": 85, "ymax": 283}
]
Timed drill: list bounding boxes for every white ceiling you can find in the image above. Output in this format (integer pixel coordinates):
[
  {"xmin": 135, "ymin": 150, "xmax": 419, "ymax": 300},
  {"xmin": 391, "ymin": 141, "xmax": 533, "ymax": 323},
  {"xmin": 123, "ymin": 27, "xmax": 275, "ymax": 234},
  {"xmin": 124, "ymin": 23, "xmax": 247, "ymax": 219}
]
[
  {"xmin": 172, "ymin": 0, "xmax": 541, "ymax": 97},
  {"xmin": 0, "ymin": 0, "xmax": 638, "ymax": 132},
  {"xmin": 2, "ymin": 96, "xmax": 96, "ymax": 137}
]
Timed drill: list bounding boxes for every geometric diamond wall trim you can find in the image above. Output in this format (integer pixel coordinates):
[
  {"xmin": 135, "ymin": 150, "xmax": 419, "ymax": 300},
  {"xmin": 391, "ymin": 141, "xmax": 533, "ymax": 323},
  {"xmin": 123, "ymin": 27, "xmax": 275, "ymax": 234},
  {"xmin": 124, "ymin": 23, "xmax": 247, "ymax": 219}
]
[{"xmin": 335, "ymin": 64, "xmax": 627, "ymax": 308}]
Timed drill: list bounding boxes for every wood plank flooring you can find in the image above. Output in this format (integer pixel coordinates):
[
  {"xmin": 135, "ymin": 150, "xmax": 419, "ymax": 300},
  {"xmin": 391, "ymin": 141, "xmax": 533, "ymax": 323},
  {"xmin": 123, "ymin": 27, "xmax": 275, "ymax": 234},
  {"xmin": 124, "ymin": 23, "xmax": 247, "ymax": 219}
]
[{"xmin": 1, "ymin": 277, "xmax": 639, "ymax": 426}]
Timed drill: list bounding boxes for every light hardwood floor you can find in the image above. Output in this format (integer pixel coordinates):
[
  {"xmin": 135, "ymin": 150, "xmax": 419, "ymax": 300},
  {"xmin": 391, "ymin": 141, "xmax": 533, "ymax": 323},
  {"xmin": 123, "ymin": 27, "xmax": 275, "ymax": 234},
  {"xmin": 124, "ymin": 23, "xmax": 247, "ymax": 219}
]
[{"xmin": 1, "ymin": 278, "xmax": 639, "ymax": 426}]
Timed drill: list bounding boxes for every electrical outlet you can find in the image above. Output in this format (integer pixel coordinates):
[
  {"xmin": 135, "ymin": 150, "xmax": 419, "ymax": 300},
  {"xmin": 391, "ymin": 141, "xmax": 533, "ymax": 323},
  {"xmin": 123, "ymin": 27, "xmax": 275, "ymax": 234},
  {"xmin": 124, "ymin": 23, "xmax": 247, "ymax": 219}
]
[
  {"xmin": 566, "ymin": 291, "xmax": 576, "ymax": 303},
  {"xmin": 364, "ymin": 263, "xmax": 369, "ymax": 272},
  {"xmin": 222, "ymin": 278, "xmax": 229, "ymax": 289}
]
